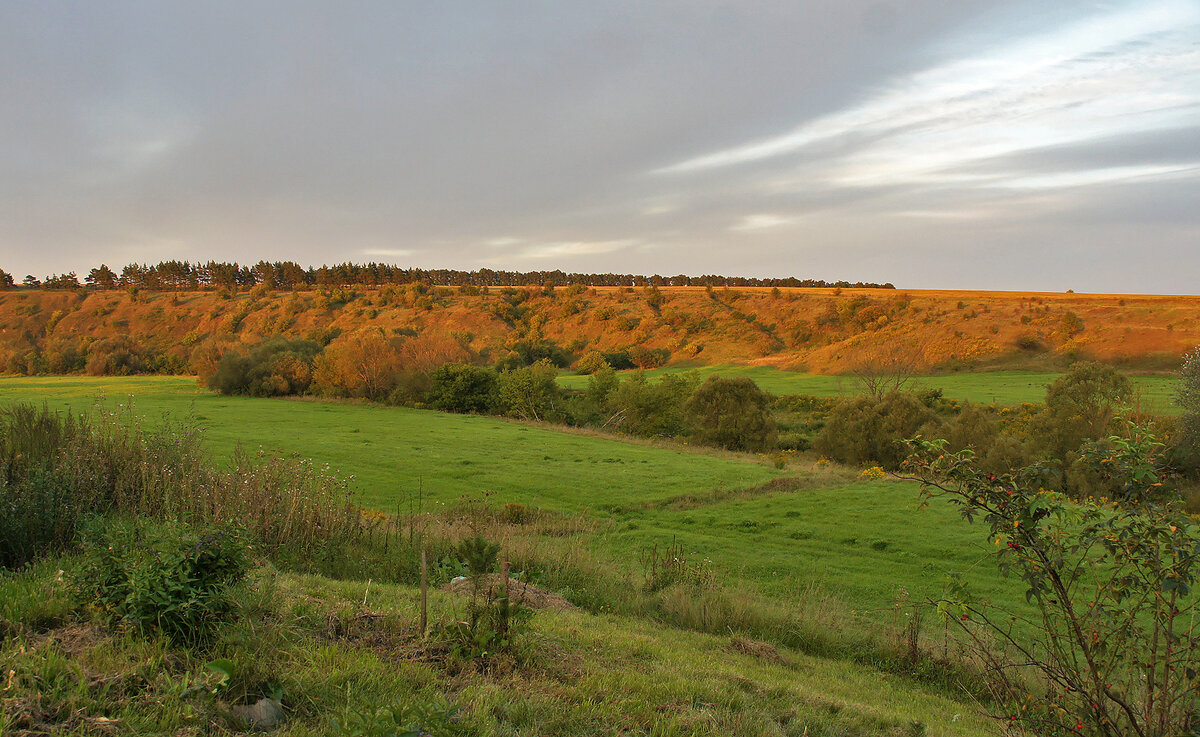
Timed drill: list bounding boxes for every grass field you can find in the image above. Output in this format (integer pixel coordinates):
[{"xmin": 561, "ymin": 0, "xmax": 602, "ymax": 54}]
[
  {"xmin": 0, "ymin": 376, "xmax": 1052, "ymax": 734},
  {"xmin": 0, "ymin": 376, "xmax": 780, "ymax": 513},
  {"xmin": 558, "ymin": 365, "xmax": 1180, "ymax": 412},
  {"xmin": 0, "ymin": 376, "xmax": 1024, "ymax": 624}
]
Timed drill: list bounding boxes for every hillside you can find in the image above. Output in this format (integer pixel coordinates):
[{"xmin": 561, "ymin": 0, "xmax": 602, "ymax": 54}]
[{"xmin": 2, "ymin": 285, "xmax": 1198, "ymax": 377}]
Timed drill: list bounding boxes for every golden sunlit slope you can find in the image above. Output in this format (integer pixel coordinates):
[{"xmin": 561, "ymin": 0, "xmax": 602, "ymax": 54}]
[{"xmin": 1, "ymin": 285, "xmax": 1197, "ymax": 375}]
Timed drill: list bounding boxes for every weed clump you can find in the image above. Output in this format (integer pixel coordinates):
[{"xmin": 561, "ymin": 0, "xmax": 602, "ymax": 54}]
[{"xmin": 78, "ymin": 519, "xmax": 250, "ymax": 647}]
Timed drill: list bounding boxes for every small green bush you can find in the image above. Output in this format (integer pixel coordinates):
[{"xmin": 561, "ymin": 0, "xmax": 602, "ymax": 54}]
[{"xmin": 78, "ymin": 520, "xmax": 251, "ymax": 646}]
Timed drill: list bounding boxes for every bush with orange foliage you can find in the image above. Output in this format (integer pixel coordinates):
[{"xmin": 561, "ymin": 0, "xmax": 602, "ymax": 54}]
[{"xmin": 312, "ymin": 329, "xmax": 402, "ymax": 399}]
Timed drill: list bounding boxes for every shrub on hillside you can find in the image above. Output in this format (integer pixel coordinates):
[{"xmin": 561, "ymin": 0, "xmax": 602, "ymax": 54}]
[
  {"xmin": 208, "ymin": 337, "xmax": 322, "ymax": 397},
  {"xmin": 1027, "ymin": 361, "xmax": 1132, "ymax": 483},
  {"xmin": 85, "ymin": 336, "xmax": 148, "ymax": 375},
  {"xmin": 495, "ymin": 360, "xmax": 562, "ymax": 422},
  {"xmin": 495, "ymin": 339, "xmax": 571, "ymax": 370},
  {"xmin": 607, "ymin": 371, "xmax": 698, "ymax": 437},
  {"xmin": 313, "ymin": 330, "xmax": 402, "ymax": 399},
  {"xmin": 392, "ymin": 330, "xmax": 477, "ymax": 375},
  {"xmin": 601, "ymin": 350, "xmax": 637, "ymax": 370},
  {"xmin": 628, "ymin": 345, "xmax": 670, "ymax": 369},
  {"xmin": 574, "ymin": 350, "xmax": 610, "ymax": 375}
]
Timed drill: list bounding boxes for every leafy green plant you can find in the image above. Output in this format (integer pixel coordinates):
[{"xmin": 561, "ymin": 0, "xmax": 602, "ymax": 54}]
[
  {"xmin": 439, "ymin": 535, "xmax": 526, "ymax": 661},
  {"xmin": 78, "ymin": 520, "xmax": 251, "ymax": 646},
  {"xmin": 902, "ymin": 424, "xmax": 1200, "ymax": 737},
  {"xmin": 329, "ymin": 692, "xmax": 464, "ymax": 737},
  {"xmin": 457, "ymin": 534, "xmax": 499, "ymax": 577}
]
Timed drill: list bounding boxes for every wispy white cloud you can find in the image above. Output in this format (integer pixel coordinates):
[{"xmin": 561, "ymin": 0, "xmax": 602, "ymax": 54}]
[
  {"xmin": 654, "ymin": 0, "xmax": 1200, "ymax": 194},
  {"xmin": 994, "ymin": 163, "xmax": 1200, "ymax": 190},
  {"xmin": 483, "ymin": 236, "xmax": 522, "ymax": 247},
  {"xmin": 729, "ymin": 214, "xmax": 792, "ymax": 231},
  {"xmin": 362, "ymin": 248, "xmax": 414, "ymax": 257},
  {"xmin": 514, "ymin": 239, "xmax": 638, "ymax": 259}
]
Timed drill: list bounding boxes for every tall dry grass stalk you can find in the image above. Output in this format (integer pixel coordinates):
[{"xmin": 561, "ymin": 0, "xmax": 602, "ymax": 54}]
[{"xmin": 0, "ymin": 403, "xmax": 362, "ymax": 567}]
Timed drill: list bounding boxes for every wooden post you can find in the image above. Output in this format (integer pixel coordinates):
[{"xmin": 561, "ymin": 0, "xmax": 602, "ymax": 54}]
[
  {"xmin": 420, "ymin": 547, "xmax": 428, "ymax": 637},
  {"xmin": 501, "ymin": 555, "xmax": 510, "ymax": 638}
]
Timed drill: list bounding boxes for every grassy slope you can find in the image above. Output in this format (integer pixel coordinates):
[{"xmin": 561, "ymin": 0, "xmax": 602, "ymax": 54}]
[
  {"xmin": 559, "ymin": 365, "xmax": 1179, "ymax": 413},
  {"xmin": 1, "ymin": 562, "xmax": 993, "ymax": 736},
  {"xmin": 3, "ymin": 285, "xmax": 1198, "ymax": 376}
]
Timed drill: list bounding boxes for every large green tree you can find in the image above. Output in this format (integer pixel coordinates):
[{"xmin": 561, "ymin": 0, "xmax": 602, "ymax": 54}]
[
  {"xmin": 1032, "ymin": 361, "xmax": 1132, "ymax": 461},
  {"xmin": 427, "ymin": 363, "xmax": 498, "ymax": 414}
]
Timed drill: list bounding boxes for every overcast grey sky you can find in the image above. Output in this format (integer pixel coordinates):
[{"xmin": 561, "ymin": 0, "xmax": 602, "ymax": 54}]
[{"xmin": 2, "ymin": 1, "xmax": 1198, "ymax": 292}]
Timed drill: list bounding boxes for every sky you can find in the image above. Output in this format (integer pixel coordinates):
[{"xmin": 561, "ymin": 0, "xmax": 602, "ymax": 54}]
[{"xmin": 2, "ymin": 1, "xmax": 1198, "ymax": 293}]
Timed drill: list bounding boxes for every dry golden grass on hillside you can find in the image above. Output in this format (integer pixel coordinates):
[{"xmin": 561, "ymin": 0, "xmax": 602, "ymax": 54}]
[{"xmin": 1, "ymin": 285, "xmax": 1198, "ymax": 375}]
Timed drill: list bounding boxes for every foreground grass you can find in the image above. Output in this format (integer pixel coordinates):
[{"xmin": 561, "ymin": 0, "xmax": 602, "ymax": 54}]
[
  {"xmin": 1, "ymin": 561, "xmax": 992, "ymax": 736},
  {"xmin": 558, "ymin": 365, "xmax": 1179, "ymax": 412}
]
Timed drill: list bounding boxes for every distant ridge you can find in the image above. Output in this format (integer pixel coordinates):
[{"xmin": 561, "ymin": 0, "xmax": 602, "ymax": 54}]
[{"xmin": 0, "ymin": 261, "xmax": 895, "ymax": 291}]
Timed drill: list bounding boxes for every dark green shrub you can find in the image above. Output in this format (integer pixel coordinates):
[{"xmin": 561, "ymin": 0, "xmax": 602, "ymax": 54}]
[
  {"xmin": 78, "ymin": 520, "xmax": 250, "ymax": 646},
  {"xmin": 438, "ymin": 535, "xmax": 528, "ymax": 662},
  {"xmin": 208, "ymin": 337, "xmax": 322, "ymax": 397},
  {"xmin": 495, "ymin": 360, "xmax": 563, "ymax": 422},
  {"xmin": 573, "ymin": 350, "xmax": 610, "ymax": 375},
  {"xmin": 386, "ymin": 370, "xmax": 433, "ymax": 406},
  {"xmin": 601, "ymin": 350, "xmax": 636, "ymax": 370},
  {"xmin": 814, "ymin": 392, "xmax": 939, "ymax": 470},
  {"xmin": 495, "ymin": 339, "xmax": 571, "ymax": 370},
  {"xmin": 427, "ymin": 363, "xmax": 498, "ymax": 413},
  {"xmin": 0, "ymin": 469, "xmax": 79, "ymax": 569},
  {"xmin": 1176, "ymin": 345, "xmax": 1200, "ymax": 472},
  {"xmin": 683, "ymin": 376, "xmax": 777, "ymax": 451},
  {"xmin": 1028, "ymin": 361, "xmax": 1132, "ymax": 478},
  {"xmin": 607, "ymin": 371, "xmax": 698, "ymax": 437}
]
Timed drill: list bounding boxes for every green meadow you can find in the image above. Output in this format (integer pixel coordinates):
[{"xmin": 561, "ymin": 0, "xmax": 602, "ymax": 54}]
[
  {"xmin": 558, "ymin": 365, "xmax": 1179, "ymax": 412},
  {"xmin": 0, "ymin": 376, "xmax": 1018, "ymax": 623},
  {"xmin": 0, "ymin": 376, "xmax": 780, "ymax": 513},
  {"xmin": 2, "ymin": 374, "xmax": 1121, "ymax": 734}
]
